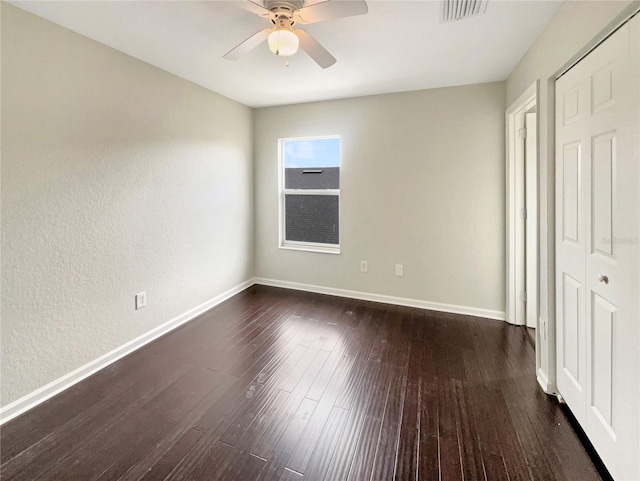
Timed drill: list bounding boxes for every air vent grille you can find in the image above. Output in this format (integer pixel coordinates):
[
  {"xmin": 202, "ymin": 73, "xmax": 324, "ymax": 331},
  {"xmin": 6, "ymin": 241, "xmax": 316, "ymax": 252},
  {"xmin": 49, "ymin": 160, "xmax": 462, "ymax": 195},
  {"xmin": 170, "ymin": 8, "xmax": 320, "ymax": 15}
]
[{"xmin": 442, "ymin": 0, "xmax": 488, "ymax": 22}]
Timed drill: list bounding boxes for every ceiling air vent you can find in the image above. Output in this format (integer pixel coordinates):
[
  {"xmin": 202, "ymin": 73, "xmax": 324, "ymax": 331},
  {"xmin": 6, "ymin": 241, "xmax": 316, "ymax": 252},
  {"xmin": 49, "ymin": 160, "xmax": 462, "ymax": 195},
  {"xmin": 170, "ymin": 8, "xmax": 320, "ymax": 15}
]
[{"xmin": 442, "ymin": 0, "xmax": 488, "ymax": 22}]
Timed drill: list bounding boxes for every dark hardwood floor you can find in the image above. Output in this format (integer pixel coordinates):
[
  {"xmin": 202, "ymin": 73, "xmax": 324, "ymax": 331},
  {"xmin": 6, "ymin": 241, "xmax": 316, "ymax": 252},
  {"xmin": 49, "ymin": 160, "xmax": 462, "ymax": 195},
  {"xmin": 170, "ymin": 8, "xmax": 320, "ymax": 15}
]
[
  {"xmin": 1, "ymin": 285, "xmax": 602, "ymax": 480},
  {"xmin": 525, "ymin": 327, "xmax": 535, "ymax": 347}
]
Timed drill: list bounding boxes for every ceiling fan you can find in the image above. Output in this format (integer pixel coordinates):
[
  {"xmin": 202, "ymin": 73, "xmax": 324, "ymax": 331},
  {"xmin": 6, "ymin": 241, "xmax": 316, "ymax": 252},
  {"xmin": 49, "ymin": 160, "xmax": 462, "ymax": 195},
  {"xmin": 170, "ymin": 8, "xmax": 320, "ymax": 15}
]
[{"xmin": 223, "ymin": 0, "xmax": 368, "ymax": 69}]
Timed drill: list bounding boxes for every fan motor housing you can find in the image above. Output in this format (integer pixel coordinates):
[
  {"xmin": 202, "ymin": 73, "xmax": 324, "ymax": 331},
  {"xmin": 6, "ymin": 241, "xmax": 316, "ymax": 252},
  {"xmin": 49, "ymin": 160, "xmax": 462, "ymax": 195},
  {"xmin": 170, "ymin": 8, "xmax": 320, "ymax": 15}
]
[{"xmin": 264, "ymin": 0, "xmax": 303, "ymax": 16}]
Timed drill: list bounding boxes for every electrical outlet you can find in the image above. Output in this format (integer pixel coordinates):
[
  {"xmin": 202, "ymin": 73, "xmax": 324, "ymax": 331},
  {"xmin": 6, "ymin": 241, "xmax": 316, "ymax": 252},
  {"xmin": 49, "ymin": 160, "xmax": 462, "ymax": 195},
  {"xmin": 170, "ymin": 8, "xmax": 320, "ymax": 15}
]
[
  {"xmin": 360, "ymin": 261, "xmax": 368, "ymax": 273},
  {"xmin": 135, "ymin": 291, "xmax": 147, "ymax": 310},
  {"xmin": 395, "ymin": 264, "xmax": 404, "ymax": 277}
]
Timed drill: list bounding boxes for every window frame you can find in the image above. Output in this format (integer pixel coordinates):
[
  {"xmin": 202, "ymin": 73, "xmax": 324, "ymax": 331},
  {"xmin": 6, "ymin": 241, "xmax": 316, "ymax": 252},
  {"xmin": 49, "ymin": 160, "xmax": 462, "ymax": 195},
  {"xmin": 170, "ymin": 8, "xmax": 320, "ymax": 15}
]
[{"xmin": 278, "ymin": 135, "xmax": 341, "ymax": 254}]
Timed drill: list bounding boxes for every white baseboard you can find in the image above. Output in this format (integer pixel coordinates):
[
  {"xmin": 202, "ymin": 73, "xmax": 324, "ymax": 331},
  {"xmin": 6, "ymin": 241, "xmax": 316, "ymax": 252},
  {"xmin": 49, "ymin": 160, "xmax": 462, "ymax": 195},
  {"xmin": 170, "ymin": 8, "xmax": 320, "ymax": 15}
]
[
  {"xmin": 537, "ymin": 369, "xmax": 550, "ymax": 392},
  {"xmin": 0, "ymin": 279, "xmax": 254, "ymax": 426},
  {"xmin": 253, "ymin": 277, "xmax": 506, "ymax": 321}
]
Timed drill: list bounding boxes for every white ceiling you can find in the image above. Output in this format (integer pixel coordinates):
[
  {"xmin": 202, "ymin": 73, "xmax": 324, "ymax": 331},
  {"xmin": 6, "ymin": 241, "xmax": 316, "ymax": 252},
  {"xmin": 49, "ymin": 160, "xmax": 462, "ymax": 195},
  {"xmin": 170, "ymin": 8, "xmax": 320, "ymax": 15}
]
[{"xmin": 11, "ymin": 0, "xmax": 561, "ymax": 108}]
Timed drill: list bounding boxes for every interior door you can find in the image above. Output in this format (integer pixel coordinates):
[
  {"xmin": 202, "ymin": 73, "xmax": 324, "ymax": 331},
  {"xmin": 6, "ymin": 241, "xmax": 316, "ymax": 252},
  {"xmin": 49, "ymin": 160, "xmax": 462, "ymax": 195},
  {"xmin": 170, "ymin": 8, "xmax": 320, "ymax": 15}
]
[{"xmin": 556, "ymin": 15, "xmax": 639, "ymax": 480}]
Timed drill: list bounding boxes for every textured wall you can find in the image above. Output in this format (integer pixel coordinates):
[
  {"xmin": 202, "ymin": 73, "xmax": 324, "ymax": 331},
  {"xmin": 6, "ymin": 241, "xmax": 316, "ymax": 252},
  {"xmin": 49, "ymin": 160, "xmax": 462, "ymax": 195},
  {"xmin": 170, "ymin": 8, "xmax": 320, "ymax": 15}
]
[
  {"xmin": 254, "ymin": 82, "xmax": 506, "ymax": 313},
  {"xmin": 505, "ymin": 0, "xmax": 635, "ymax": 387},
  {"xmin": 1, "ymin": 4, "xmax": 254, "ymax": 406}
]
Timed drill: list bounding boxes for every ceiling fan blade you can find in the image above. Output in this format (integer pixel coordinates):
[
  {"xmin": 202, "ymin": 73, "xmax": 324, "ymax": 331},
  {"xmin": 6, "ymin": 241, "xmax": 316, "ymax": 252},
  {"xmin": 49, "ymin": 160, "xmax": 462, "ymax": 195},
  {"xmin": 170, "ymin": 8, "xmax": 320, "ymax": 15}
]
[
  {"xmin": 294, "ymin": 0, "xmax": 368, "ymax": 24},
  {"xmin": 296, "ymin": 29, "xmax": 336, "ymax": 69},
  {"xmin": 239, "ymin": 0, "xmax": 272, "ymax": 19},
  {"xmin": 223, "ymin": 28, "xmax": 272, "ymax": 60}
]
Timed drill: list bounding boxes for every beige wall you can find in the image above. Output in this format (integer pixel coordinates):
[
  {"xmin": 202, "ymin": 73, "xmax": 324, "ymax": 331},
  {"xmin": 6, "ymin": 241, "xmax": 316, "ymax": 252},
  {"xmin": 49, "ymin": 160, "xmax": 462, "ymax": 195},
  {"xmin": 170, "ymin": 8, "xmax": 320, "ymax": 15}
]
[
  {"xmin": 506, "ymin": 0, "xmax": 637, "ymax": 387},
  {"xmin": 254, "ymin": 82, "xmax": 506, "ymax": 316},
  {"xmin": 1, "ymin": 4, "xmax": 254, "ymax": 406}
]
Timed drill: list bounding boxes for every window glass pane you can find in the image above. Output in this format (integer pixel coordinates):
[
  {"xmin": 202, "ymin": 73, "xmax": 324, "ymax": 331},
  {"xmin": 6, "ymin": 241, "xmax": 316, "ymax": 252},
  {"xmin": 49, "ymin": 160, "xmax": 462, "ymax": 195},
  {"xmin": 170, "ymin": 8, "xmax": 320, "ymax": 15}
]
[
  {"xmin": 284, "ymin": 137, "xmax": 340, "ymax": 190},
  {"xmin": 285, "ymin": 167, "xmax": 339, "ymax": 189},
  {"xmin": 283, "ymin": 138, "xmax": 340, "ymax": 169},
  {"xmin": 285, "ymin": 194, "xmax": 339, "ymax": 245}
]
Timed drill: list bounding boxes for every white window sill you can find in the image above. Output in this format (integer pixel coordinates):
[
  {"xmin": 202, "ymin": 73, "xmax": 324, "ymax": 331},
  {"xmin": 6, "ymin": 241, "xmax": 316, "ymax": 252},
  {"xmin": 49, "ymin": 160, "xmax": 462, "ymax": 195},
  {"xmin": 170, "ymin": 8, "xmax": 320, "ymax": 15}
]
[{"xmin": 280, "ymin": 244, "xmax": 341, "ymax": 255}]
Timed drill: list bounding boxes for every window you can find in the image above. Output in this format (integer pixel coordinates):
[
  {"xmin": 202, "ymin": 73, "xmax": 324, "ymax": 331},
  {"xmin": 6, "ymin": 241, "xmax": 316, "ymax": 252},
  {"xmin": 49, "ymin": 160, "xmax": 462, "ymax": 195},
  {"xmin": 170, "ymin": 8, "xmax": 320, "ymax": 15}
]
[{"xmin": 280, "ymin": 136, "xmax": 340, "ymax": 253}]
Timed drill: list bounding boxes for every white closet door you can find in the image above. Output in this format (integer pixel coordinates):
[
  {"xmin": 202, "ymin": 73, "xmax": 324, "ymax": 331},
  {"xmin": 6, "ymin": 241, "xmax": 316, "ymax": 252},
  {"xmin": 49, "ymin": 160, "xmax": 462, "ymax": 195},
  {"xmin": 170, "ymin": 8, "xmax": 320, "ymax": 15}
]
[
  {"xmin": 556, "ymin": 39, "xmax": 589, "ymax": 424},
  {"xmin": 556, "ymin": 15, "xmax": 639, "ymax": 481}
]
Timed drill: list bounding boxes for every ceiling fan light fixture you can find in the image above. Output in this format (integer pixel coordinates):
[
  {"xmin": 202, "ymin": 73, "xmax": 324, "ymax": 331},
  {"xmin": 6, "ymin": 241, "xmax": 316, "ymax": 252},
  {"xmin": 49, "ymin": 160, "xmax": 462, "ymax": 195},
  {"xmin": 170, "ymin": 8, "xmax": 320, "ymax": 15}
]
[
  {"xmin": 268, "ymin": 27, "xmax": 299, "ymax": 56},
  {"xmin": 225, "ymin": 0, "xmax": 367, "ymax": 68}
]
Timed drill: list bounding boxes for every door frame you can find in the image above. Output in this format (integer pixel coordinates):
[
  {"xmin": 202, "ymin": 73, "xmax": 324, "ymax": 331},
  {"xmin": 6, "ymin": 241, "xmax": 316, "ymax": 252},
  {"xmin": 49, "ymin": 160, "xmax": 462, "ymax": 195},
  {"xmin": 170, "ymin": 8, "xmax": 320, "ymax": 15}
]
[{"xmin": 506, "ymin": 81, "xmax": 538, "ymax": 331}]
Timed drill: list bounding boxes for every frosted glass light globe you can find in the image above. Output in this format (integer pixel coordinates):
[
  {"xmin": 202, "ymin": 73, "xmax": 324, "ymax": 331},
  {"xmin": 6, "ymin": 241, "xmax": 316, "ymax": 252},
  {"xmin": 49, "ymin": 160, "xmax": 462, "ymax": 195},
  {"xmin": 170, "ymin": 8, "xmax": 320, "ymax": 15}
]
[{"xmin": 268, "ymin": 28, "xmax": 299, "ymax": 56}]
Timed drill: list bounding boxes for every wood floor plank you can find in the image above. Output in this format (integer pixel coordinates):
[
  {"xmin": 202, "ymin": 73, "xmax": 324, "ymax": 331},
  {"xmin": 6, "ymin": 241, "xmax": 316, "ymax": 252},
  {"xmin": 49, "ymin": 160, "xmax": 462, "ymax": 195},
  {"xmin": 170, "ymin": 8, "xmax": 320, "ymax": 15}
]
[
  {"xmin": 190, "ymin": 446, "xmax": 266, "ymax": 481},
  {"xmin": 1, "ymin": 286, "xmax": 604, "ymax": 481},
  {"xmin": 249, "ymin": 390, "xmax": 301, "ymax": 459},
  {"xmin": 366, "ymin": 361, "xmax": 395, "ymax": 420},
  {"xmin": 1, "ymin": 360, "xmax": 193, "ymax": 481},
  {"xmin": 368, "ymin": 308, "xmax": 392, "ymax": 363},
  {"xmin": 137, "ymin": 428, "xmax": 204, "ymax": 481},
  {"xmin": 483, "ymin": 384, "xmax": 532, "ymax": 481},
  {"xmin": 322, "ymin": 360, "xmax": 381, "ymax": 480},
  {"xmin": 395, "ymin": 381, "xmax": 420, "ymax": 481},
  {"xmin": 235, "ymin": 389, "xmax": 291, "ymax": 452},
  {"xmin": 418, "ymin": 380, "xmax": 440, "ymax": 481},
  {"xmin": 407, "ymin": 339, "xmax": 424, "ymax": 385},
  {"xmin": 272, "ymin": 344, "xmax": 366, "ymax": 474},
  {"xmin": 249, "ymin": 348, "xmax": 331, "ymax": 459},
  {"xmin": 232, "ymin": 315, "xmax": 306, "ymax": 381},
  {"xmin": 285, "ymin": 397, "xmax": 337, "ymax": 475},
  {"xmin": 164, "ymin": 380, "xmax": 276, "ymax": 480},
  {"xmin": 278, "ymin": 467, "xmax": 304, "ymax": 481},
  {"xmin": 220, "ymin": 382, "xmax": 282, "ymax": 447},
  {"xmin": 334, "ymin": 356, "xmax": 370, "ymax": 410},
  {"xmin": 279, "ymin": 344, "xmax": 328, "ymax": 394},
  {"xmin": 77, "ymin": 411, "xmax": 176, "ymax": 481},
  {"xmin": 437, "ymin": 381, "xmax": 464, "ymax": 481},
  {"xmin": 452, "ymin": 380, "xmax": 486, "ymax": 481},
  {"xmin": 319, "ymin": 318, "xmax": 347, "ymax": 353},
  {"xmin": 343, "ymin": 362, "xmax": 394, "ymax": 481},
  {"xmin": 306, "ymin": 350, "xmax": 352, "ymax": 402},
  {"xmin": 0, "ymin": 378, "xmax": 106, "ymax": 464},
  {"xmin": 297, "ymin": 406, "xmax": 349, "ymax": 481},
  {"xmin": 235, "ymin": 452, "xmax": 267, "ymax": 481},
  {"xmin": 254, "ymin": 324, "xmax": 310, "ymax": 385},
  {"xmin": 345, "ymin": 414, "xmax": 381, "ymax": 481},
  {"xmin": 226, "ymin": 309, "xmax": 297, "ymax": 376},
  {"xmin": 255, "ymin": 398, "xmax": 317, "ymax": 481},
  {"xmin": 387, "ymin": 309, "xmax": 411, "ymax": 368},
  {"xmin": 369, "ymin": 365, "xmax": 407, "ymax": 481},
  {"xmin": 141, "ymin": 364, "xmax": 221, "ymax": 422},
  {"xmin": 118, "ymin": 372, "xmax": 238, "ymax": 480},
  {"xmin": 183, "ymin": 440, "xmax": 235, "ymax": 480}
]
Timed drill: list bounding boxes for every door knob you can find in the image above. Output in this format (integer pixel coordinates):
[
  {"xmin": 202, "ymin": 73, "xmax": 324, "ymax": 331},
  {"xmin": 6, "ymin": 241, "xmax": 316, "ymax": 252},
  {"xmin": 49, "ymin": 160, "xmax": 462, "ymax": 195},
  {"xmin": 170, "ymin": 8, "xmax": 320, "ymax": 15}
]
[{"xmin": 598, "ymin": 274, "xmax": 609, "ymax": 284}]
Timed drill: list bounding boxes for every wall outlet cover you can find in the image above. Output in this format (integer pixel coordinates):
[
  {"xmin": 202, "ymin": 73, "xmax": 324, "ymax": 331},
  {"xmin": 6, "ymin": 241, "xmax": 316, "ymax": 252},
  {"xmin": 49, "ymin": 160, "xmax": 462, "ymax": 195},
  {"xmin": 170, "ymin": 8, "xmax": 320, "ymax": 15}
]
[{"xmin": 136, "ymin": 291, "xmax": 147, "ymax": 310}]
